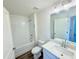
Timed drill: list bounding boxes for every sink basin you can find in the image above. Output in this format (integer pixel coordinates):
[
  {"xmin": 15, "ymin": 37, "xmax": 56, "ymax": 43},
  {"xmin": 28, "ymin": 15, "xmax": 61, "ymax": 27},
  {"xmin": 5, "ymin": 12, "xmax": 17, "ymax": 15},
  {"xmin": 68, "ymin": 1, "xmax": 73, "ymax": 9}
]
[{"xmin": 54, "ymin": 45, "xmax": 74, "ymax": 56}]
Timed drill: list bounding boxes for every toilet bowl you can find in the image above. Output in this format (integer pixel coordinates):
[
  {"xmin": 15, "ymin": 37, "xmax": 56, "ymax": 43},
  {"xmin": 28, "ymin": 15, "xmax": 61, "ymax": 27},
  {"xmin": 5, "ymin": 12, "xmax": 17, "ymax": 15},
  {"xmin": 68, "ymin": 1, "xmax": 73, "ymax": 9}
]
[
  {"xmin": 31, "ymin": 40, "xmax": 46, "ymax": 59},
  {"xmin": 32, "ymin": 46, "xmax": 42, "ymax": 59}
]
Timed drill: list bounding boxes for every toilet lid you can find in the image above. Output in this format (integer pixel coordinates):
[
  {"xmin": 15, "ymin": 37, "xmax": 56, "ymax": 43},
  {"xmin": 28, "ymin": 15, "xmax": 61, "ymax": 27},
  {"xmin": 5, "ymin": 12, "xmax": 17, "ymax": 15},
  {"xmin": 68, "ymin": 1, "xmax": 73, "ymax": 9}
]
[{"xmin": 32, "ymin": 46, "xmax": 42, "ymax": 54}]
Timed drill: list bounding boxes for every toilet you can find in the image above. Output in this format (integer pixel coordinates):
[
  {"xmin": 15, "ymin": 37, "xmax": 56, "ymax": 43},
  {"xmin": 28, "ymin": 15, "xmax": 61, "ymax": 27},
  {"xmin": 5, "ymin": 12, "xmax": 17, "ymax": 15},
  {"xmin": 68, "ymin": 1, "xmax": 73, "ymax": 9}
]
[{"xmin": 31, "ymin": 40, "xmax": 46, "ymax": 59}]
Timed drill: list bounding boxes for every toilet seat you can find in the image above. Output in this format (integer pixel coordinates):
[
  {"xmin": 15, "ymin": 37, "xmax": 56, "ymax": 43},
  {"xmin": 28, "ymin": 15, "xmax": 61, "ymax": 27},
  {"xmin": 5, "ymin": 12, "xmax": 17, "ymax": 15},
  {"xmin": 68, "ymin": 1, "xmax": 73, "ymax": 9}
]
[{"xmin": 32, "ymin": 46, "xmax": 42, "ymax": 54}]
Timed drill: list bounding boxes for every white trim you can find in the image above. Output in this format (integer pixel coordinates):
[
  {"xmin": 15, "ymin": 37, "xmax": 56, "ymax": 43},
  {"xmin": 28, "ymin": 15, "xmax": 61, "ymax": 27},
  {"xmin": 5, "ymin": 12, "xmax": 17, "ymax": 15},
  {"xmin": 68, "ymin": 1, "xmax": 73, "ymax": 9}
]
[{"xmin": 34, "ymin": 13, "xmax": 38, "ymax": 43}]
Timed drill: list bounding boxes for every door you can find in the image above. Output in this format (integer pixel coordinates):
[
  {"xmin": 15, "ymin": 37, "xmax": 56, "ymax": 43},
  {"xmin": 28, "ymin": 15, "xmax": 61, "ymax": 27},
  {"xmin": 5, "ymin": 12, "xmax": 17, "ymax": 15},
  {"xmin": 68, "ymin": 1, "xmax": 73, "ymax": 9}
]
[
  {"xmin": 3, "ymin": 7, "xmax": 15, "ymax": 59},
  {"xmin": 54, "ymin": 17, "xmax": 68, "ymax": 39},
  {"xmin": 43, "ymin": 49, "xmax": 59, "ymax": 59}
]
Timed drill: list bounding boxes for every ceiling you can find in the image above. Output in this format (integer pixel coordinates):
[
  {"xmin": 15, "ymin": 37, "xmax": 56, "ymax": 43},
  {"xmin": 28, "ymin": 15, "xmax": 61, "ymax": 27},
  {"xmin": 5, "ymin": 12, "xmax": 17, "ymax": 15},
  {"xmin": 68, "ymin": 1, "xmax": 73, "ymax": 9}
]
[{"xmin": 3, "ymin": 0, "xmax": 62, "ymax": 16}]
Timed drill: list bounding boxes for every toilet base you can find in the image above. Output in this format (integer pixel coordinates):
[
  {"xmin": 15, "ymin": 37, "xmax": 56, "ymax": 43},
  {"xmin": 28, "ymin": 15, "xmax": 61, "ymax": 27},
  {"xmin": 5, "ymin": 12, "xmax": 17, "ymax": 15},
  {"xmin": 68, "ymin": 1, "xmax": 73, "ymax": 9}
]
[{"xmin": 33, "ymin": 52, "xmax": 41, "ymax": 59}]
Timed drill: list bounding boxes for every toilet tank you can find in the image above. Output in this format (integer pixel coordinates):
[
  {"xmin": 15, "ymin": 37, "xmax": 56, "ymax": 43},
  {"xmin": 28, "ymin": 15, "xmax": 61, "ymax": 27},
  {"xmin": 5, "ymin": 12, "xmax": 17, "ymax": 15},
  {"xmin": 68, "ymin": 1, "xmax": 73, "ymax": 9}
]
[{"xmin": 38, "ymin": 40, "xmax": 46, "ymax": 47}]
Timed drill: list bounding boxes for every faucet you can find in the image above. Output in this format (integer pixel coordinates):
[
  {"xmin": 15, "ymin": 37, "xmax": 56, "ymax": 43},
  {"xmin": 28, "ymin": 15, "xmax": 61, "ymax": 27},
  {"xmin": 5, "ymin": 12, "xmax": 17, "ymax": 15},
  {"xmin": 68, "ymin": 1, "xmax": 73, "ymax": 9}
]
[{"xmin": 61, "ymin": 39, "xmax": 67, "ymax": 48}]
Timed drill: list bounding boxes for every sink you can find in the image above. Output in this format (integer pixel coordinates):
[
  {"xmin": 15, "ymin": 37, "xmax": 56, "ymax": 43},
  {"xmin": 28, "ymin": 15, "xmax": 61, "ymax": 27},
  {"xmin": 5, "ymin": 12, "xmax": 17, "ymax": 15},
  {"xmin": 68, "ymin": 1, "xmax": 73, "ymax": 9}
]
[
  {"xmin": 54, "ymin": 45, "xmax": 74, "ymax": 56},
  {"xmin": 42, "ymin": 41, "xmax": 75, "ymax": 59}
]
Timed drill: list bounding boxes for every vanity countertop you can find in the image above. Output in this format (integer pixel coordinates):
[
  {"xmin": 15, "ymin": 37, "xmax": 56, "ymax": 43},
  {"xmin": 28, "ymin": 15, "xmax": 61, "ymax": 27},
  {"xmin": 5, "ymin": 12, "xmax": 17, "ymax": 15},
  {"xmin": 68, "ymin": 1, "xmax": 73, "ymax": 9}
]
[{"xmin": 42, "ymin": 40, "xmax": 76, "ymax": 59}]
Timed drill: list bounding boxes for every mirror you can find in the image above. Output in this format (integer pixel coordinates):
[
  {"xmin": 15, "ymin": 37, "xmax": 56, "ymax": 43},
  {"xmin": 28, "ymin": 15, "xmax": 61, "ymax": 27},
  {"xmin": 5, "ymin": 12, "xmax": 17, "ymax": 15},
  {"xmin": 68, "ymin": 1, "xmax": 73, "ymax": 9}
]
[{"xmin": 50, "ymin": 6, "xmax": 76, "ymax": 42}]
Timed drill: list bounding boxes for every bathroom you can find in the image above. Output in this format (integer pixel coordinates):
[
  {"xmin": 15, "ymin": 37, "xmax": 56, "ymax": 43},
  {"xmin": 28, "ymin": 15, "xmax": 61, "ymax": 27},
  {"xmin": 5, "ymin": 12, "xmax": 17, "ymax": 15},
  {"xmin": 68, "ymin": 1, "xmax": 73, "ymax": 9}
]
[{"xmin": 3, "ymin": 0, "xmax": 76, "ymax": 59}]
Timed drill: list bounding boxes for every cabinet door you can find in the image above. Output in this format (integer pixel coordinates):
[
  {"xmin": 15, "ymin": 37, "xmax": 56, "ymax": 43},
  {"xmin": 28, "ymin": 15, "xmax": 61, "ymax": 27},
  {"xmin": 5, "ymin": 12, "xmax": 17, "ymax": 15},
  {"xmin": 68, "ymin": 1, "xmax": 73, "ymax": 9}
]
[
  {"xmin": 43, "ymin": 49, "xmax": 59, "ymax": 59},
  {"xmin": 43, "ymin": 53, "xmax": 50, "ymax": 59}
]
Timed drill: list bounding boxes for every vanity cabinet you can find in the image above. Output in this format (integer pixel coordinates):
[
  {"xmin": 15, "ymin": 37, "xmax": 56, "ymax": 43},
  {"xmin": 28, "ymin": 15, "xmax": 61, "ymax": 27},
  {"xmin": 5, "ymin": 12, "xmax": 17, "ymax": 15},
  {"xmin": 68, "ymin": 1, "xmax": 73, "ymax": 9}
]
[{"xmin": 43, "ymin": 49, "xmax": 59, "ymax": 59}]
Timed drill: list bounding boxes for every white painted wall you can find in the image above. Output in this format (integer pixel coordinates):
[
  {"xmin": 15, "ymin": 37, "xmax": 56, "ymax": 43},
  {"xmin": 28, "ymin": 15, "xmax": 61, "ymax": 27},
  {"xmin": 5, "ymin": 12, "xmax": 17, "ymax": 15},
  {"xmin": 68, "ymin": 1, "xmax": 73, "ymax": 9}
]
[
  {"xmin": 3, "ymin": 7, "xmax": 15, "ymax": 59},
  {"xmin": 37, "ymin": 9, "xmax": 51, "ymax": 41},
  {"xmin": 10, "ymin": 15, "xmax": 35, "ymax": 57}
]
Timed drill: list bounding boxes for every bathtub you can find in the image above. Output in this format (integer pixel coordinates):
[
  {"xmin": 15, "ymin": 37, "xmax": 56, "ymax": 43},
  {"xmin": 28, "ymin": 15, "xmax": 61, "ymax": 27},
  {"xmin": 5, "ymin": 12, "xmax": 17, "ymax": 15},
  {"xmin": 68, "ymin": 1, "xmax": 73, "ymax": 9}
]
[{"xmin": 15, "ymin": 41, "xmax": 35, "ymax": 57}]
